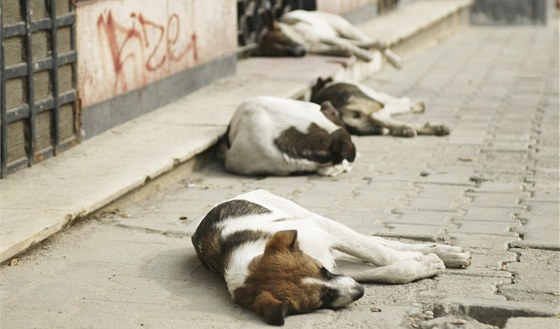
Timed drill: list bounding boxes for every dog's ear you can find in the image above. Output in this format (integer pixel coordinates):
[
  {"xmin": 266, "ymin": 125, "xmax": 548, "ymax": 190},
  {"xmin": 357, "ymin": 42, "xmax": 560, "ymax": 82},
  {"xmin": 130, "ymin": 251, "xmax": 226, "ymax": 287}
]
[
  {"xmin": 320, "ymin": 101, "xmax": 345, "ymax": 127},
  {"xmin": 253, "ymin": 291, "xmax": 289, "ymax": 326},
  {"xmin": 265, "ymin": 230, "xmax": 298, "ymax": 253},
  {"xmin": 330, "ymin": 129, "xmax": 356, "ymax": 163}
]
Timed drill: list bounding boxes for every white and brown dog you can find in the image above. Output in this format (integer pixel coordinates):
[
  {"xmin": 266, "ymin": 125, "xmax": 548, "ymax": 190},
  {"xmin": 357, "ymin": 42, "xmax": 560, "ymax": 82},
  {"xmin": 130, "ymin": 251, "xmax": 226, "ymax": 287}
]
[
  {"xmin": 311, "ymin": 77, "xmax": 451, "ymax": 137},
  {"xmin": 223, "ymin": 96, "xmax": 356, "ymax": 177},
  {"xmin": 258, "ymin": 10, "xmax": 402, "ymax": 68},
  {"xmin": 192, "ymin": 189, "xmax": 471, "ymax": 325}
]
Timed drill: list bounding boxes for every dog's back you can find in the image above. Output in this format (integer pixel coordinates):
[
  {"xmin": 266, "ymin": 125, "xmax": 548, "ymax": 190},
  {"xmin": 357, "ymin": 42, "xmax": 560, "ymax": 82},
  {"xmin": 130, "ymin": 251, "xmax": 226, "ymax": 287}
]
[{"xmin": 224, "ymin": 96, "xmax": 356, "ymax": 176}]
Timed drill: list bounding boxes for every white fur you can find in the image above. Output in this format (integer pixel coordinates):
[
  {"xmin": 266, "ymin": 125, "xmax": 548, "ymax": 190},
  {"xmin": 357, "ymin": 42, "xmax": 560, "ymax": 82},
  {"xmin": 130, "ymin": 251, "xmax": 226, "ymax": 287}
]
[
  {"xmin": 221, "ymin": 190, "xmax": 471, "ymax": 293},
  {"xmin": 225, "ymin": 96, "xmax": 352, "ymax": 176},
  {"xmin": 276, "ymin": 10, "xmax": 401, "ymax": 66}
]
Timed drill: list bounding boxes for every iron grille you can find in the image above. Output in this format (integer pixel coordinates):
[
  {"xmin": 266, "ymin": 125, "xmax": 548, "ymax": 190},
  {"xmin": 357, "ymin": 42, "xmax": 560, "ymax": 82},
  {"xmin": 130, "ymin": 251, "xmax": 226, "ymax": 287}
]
[
  {"xmin": 237, "ymin": 0, "xmax": 316, "ymax": 55},
  {"xmin": 1, "ymin": 0, "xmax": 79, "ymax": 178},
  {"xmin": 379, "ymin": 0, "xmax": 400, "ymax": 14}
]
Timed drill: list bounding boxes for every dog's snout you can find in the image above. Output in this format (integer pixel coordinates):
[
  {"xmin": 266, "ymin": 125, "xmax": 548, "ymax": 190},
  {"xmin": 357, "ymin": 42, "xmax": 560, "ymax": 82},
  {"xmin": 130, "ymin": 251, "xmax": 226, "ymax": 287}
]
[
  {"xmin": 353, "ymin": 284, "xmax": 365, "ymax": 301},
  {"xmin": 321, "ymin": 275, "xmax": 365, "ymax": 309},
  {"xmin": 289, "ymin": 44, "xmax": 306, "ymax": 57}
]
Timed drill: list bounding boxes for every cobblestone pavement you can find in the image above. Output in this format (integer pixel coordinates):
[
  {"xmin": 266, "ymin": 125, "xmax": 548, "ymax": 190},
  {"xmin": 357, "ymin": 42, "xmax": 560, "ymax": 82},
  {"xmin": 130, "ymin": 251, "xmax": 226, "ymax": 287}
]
[{"xmin": 1, "ymin": 25, "xmax": 558, "ymax": 329}]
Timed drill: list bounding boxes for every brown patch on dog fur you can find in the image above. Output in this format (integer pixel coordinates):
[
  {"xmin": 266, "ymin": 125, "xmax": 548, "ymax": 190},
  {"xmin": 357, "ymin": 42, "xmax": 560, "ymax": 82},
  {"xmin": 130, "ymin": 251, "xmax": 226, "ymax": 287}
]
[
  {"xmin": 274, "ymin": 121, "xmax": 355, "ymax": 165},
  {"xmin": 257, "ymin": 10, "xmax": 306, "ymax": 58},
  {"xmin": 233, "ymin": 230, "xmax": 325, "ymax": 325}
]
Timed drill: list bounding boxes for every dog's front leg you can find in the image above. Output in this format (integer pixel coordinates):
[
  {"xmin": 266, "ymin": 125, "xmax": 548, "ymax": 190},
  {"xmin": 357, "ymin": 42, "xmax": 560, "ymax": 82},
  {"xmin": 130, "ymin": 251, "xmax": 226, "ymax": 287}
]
[
  {"xmin": 341, "ymin": 253, "xmax": 445, "ymax": 284},
  {"xmin": 370, "ymin": 110, "xmax": 418, "ymax": 137},
  {"xmin": 368, "ymin": 236, "xmax": 471, "ymax": 268}
]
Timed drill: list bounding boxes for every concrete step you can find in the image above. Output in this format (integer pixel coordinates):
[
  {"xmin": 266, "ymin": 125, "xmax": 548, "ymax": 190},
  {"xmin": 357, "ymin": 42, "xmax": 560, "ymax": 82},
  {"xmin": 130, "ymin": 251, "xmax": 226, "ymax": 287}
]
[{"xmin": 0, "ymin": 0, "xmax": 473, "ymax": 263}]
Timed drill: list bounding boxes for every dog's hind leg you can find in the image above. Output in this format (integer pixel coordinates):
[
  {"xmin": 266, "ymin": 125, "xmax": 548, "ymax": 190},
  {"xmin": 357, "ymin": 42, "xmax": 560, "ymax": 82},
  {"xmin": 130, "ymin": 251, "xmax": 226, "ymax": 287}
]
[
  {"xmin": 318, "ymin": 38, "xmax": 375, "ymax": 61},
  {"xmin": 298, "ymin": 213, "xmax": 431, "ymax": 267},
  {"xmin": 308, "ymin": 43, "xmax": 353, "ymax": 58},
  {"xmin": 315, "ymin": 11, "xmax": 372, "ymax": 43},
  {"xmin": 341, "ymin": 253, "xmax": 445, "ymax": 283}
]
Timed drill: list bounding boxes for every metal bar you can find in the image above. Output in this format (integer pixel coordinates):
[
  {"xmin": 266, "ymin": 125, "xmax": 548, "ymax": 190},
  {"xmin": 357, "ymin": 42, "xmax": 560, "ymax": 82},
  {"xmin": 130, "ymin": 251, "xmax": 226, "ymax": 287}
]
[
  {"xmin": 3, "ymin": 63, "xmax": 27, "ymax": 79},
  {"xmin": 4, "ymin": 23, "xmax": 26, "ymax": 38},
  {"xmin": 29, "ymin": 18, "xmax": 52, "ymax": 32},
  {"xmin": 2, "ymin": 16, "xmax": 74, "ymax": 40},
  {"xmin": 6, "ymin": 106, "xmax": 30, "ymax": 123},
  {"xmin": 6, "ymin": 90, "xmax": 76, "ymax": 123},
  {"xmin": 50, "ymin": 0, "xmax": 60, "ymax": 153},
  {"xmin": 1, "ymin": 3, "xmax": 7, "ymax": 178},
  {"xmin": 23, "ymin": 0, "xmax": 36, "ymax": 167},
  {"xmin": 301, "ymin": 0, "xmax": 317, "ymax": 10},
  {"xmin": 57, "ymin": 13, "xmax": 75, "ymax": 27},
  {"xmin": 69, "ymin": 3, "xmax": 80, "ymax": 143},
  {"xmin": 4, "ymin": 50, "xmax": 77, "ymax": 79}
]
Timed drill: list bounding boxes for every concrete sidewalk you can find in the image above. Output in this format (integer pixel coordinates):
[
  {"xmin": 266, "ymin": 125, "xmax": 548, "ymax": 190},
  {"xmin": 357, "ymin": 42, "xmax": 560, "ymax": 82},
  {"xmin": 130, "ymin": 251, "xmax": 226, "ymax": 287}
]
[
  {"xmin": 1, "ymin": 21, "xmax": 558, "ymax": 329},
  {"xmin": 0, "ymin": 0, "xmax": 471, "ymax": 264}
]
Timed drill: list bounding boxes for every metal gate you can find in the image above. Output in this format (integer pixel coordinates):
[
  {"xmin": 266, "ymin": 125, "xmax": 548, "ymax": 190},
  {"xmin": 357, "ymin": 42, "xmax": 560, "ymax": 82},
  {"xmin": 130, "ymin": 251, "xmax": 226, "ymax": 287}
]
[
  {"xmin": 1, "ymin": 0, "xmax": 79, "ymax": 178},
  {"xmin": 237, "ymin": 0, "xmax": 316, "ymax": 55}
]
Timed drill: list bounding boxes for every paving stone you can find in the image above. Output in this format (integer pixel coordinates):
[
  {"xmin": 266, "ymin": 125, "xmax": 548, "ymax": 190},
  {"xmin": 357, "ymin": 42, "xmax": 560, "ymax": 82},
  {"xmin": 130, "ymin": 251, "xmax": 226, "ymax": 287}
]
[
  {"xmin": 391, "ymin": 209, "xmax": 455, "ymax": 225},
  {"xmin": 433, "ymin": 297, "xmax": 558, "ymax": 328},
  {"xmin": 459, "ymin": 207, "xmax": 524, "ymax": 221},
  {"xmin": 504, "ymin": 317, "xmax": 560, "ymax": 329},
  {"xmin": 418, "ymin": 273, "xmax": 510, "ymax": 301},
  {"xmin": 524, "ymin": 201, "xmax": 560, "ymax": 217},
  {"xmin": 499, "ymin": 249, "xmax": 560, "ymax": 305},
  {"xmin": 451, "ymin": 221, "xmax": 519, "ymax": 237},
  {"xmin": 466, "ymin": 193, "xmax": 527, "ymax": 208},
  {"xmin": 472, "ymin": 182, "xmax": 525, "ymax": 193}
]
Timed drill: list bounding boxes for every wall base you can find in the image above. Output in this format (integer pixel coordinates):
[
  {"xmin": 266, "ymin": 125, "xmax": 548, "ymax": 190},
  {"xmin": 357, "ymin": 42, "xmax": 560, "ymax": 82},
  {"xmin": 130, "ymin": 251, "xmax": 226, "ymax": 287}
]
[
  {"xmin": 81, "ymin": 55, "xmax": 236, "ymax": 139},
  {"xmin": 471, "ymin": 0, "xmax": 556, "ymax": 25}
]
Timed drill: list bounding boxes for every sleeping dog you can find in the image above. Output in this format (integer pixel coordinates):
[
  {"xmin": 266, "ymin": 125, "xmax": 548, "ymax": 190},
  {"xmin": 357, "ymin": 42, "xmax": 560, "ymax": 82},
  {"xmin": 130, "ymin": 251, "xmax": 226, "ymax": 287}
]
[
  {"xmin": 312, "ymin": 77, "xmax": 451, "ymax": 137},
  {"xmin": 258, "ymin": 10, "xmax": 402, "ymax": 68},
  {"xmin": 223, "ymin": 96, "xmax": 356, "ymax": 177},
  {"xmin": 192, "ymin": 189, "xmax": 471, "ymax": 325}
]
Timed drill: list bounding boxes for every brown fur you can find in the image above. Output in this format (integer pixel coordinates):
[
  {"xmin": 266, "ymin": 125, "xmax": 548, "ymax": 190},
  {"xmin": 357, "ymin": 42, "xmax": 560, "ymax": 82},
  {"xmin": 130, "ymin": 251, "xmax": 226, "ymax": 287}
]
[
  {"xmin": 233, "ymin": 231, "xmax": 324, "ymax": 326},
  {"xmin": 273, "ymin": 115, "xmax": 356, "ymax": 166},
  {"xmin": 257, "ymin": 10, "xmax": 305, "ymax": 57}
]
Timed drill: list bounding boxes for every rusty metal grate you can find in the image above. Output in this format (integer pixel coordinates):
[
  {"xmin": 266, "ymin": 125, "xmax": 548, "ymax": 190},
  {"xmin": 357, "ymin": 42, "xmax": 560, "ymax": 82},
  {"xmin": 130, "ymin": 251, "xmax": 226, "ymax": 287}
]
[
  {"xmin": 1, "ymin": 0, "xmax": 79, "ymax": 178},
  {"xmin": 236, "ymin": 0, "xmax": 316, "ymax": 55}
]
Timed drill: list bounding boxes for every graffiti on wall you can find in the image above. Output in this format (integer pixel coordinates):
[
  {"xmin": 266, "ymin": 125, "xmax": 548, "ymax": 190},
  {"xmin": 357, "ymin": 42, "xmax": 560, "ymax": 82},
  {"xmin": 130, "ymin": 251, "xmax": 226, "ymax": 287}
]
[
  {"xmin": 77, "ymin": 0, "xmax": 237, "ymax": 108},
  {"xmin": 96, "ymin": 10, "xmax": 199, "ymax": 93}
]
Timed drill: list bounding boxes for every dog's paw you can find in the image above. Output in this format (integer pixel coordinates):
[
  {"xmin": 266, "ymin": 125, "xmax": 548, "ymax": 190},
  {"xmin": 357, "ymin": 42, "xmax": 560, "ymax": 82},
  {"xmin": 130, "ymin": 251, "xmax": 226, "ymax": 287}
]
[
  {"xmin": 318, "ymin": 165, "xmax": 345, "ymax": 177},
  {"xmin": 412, "ymin": 101, "xmax": 426, "ymax": 113},
  {"xmin": 407, "ymin": 253, "xmax": 445, "ymax": 281},
  {"xmin": 433, "ymin": 124, "xmax": 450, "ymax": 136},
  {"xmin": 427, "ymin": 245, "xmax": 471, "ymax": 268},
  {"xmin": 391, "ymin": 125, "xmax": 417, "ymax": 137},
  {"xmin": 422, "ymin": 253, "xmax": 446, "ymax": 271},
  {"xmin": 441, "ymin": 250, "xmax": 471, "ymax": 269}
]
